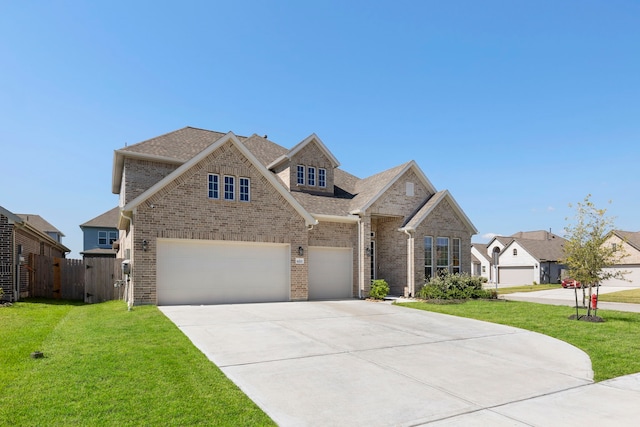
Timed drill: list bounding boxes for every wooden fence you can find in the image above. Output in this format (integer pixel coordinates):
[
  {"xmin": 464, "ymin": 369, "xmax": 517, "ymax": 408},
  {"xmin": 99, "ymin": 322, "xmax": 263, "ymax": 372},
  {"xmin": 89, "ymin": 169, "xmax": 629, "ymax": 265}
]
[{"xmin": 29, "ymin": 255, "xmax": 123, "ymax": 303}]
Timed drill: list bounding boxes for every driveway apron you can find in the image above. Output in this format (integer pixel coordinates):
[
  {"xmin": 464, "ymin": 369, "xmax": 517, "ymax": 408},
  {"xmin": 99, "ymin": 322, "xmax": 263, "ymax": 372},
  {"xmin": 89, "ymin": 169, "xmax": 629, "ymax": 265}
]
[{"xmin": 160, "ymin": 300, "xmax": 594, "ymax": 426}]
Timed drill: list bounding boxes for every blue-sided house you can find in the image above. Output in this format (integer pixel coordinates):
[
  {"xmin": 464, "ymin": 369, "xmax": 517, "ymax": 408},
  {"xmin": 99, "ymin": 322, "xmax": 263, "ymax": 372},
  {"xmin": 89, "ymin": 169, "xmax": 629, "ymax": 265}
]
[{"xmin": 79, "ymin": 207, "xmax": 119, "ymax": 258}]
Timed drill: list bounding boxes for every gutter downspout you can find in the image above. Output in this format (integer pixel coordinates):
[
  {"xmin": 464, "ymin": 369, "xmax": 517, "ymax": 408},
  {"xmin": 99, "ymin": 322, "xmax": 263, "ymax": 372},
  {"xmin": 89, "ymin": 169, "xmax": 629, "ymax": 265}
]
[
  {"xmin": 119, "ymin": 209, "xmax": 134, "ymax": 310},
  {"xmin": 357, "ymin": 216, "xmax": 363, "ymax": 299},
  {"xmin": 403, "ymin": 229, "xmax": 414, "ymax": 297}
]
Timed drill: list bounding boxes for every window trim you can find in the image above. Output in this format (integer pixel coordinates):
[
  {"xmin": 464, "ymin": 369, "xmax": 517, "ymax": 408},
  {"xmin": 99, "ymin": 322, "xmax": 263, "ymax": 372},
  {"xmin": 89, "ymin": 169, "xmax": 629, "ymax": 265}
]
[
  {"xmin": 98, "ymin": 231, "xmax": 107, "ymax": 245},
  {"xmin": 108, "ymin": 231, "xmax": 118, "ymax": 245},
  {"xmin": 297, "ymin": 165, "xmax": 305, "ymax": 186},
  {"xmin": 208, "ymin": 173, "xmax": 220, "ymax": 199},
  {"xmin": 224, "ymin": 175, "xmax": 235, "ymax": 201},
  {"xmin": 239, "ymin": 177, "xmax": 250, "ymax": 202}
]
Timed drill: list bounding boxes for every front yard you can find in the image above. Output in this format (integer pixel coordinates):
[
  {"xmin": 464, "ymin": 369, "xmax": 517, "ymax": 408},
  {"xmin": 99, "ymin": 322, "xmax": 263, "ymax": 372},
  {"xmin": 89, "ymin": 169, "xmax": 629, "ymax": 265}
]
[{"xmin": 0, "ymin": 300, "xmax": 275, "ymax": 426}]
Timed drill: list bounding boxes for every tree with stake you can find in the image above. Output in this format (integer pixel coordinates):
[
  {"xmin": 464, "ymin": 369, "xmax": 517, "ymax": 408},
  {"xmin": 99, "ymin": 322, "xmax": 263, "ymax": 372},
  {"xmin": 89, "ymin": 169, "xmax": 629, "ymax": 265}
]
[{"xmin": 561, "ymin": 195, "xmax": 628, "ymax": 321}]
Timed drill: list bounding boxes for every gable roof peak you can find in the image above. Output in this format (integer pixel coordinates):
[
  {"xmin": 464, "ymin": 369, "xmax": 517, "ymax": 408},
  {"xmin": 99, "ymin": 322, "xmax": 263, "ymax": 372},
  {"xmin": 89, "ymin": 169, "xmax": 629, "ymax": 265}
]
[{"xmin": 267, "ymin": 133, "xmax": 340, "ymax": 170}]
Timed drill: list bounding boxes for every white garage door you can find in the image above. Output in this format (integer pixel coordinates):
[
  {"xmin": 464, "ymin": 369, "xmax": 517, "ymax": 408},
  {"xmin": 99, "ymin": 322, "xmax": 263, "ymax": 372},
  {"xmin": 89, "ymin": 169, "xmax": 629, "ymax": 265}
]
[
  {"xmin": 157, "ymin": 239, "xmax": 290, "ymax": 305},
  {"xmin": 308, "ymin": 246, "xmax": 353, "ymax": 300},
  {"xmin": 601, "ymin": 265, "xmax": 640, "ymax": 287},
  {"xmin": 499, "ymin": 266, "xmax": 534, "ymax": 286}
]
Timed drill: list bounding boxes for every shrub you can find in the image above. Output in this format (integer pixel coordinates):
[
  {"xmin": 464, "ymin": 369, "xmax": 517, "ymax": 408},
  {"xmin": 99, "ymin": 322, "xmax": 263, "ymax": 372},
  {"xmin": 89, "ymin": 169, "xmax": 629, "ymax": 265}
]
[
  {"xmin": 369, "ymin": 279, "xmax": 390, "ymax": 299},
  {"xmin": 417, "ymin": 273, "xmax": 495, "ymax": 301}
]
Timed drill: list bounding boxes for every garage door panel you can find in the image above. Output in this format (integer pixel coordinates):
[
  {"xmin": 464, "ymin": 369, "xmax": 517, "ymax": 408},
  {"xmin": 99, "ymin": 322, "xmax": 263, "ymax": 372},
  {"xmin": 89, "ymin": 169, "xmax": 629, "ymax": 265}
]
[
  {"xmin": 499, "ymin": 267, "xmax": 534, "ymax": 286},
  {"xmin": 309, "ymin": 247, "xmax": 353, "ymax": 300},
  {"xmin": 157, "ymin": 239, "xmax": 290, "ymax": 305}
]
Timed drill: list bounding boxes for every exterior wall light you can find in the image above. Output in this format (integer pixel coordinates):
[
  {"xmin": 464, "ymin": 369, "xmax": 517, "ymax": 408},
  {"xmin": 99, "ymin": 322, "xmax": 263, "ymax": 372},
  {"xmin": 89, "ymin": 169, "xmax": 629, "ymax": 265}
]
[{"xmin": 142, "ymin": 239, "xmax": 149, "ymax": 251}]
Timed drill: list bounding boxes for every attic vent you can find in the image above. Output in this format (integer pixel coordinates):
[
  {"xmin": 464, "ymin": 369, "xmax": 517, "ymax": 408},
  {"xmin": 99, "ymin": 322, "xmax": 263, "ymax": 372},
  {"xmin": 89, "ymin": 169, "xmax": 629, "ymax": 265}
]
[{"xmin": 406, "ymin": 182, "xmax": 415, "ymax": 197}]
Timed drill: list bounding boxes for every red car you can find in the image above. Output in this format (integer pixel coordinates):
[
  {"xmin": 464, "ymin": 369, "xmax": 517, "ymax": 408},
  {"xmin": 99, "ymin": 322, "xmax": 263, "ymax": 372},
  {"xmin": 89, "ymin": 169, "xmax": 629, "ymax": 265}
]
[{"xmin": 561, "ymin": 278, "xmax": 582, "ymax": 288}]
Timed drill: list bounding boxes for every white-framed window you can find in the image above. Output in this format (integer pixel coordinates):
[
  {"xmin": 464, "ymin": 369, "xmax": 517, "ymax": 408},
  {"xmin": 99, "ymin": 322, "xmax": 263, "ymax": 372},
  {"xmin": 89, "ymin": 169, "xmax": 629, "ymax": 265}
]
[
  {"xmin": 318, "ymin": 168, "xmax": 327, "ymax": 188},
  {"xmin": 239, "ymin": 177, "xmax": 250, "ymax": 202},
  {"xmin": 224, "ymin": 176, "xmax": 235, "ymax": 200},
  {"xmin": 98, "ymin": 231, "xmax": 107, "ymax": 245},
  {"xmin": 108, "ymin": 231, "xmax": 118, "ymax": 244},
  {"xmin": 424, "ymin": 236, "xmax": 433, "ymax": 280},
  {"xmin": 513, "ymin": 248, "xmax": 518, "ymax": 256},
  {"xmin": 436, "ymin": 237, "xmax": 449, "ymax": 276},
  {"xmin": 452, "ymin": 238, "xmax": 461, "ymax": 274},
  {"xmin": 208, "ymin": 173, "xmax": 219, "ymax": 199},
  {"xmin": 297, "ymin": 165, "xmax": 305, "ymax": 185},
  {"xmin": 308, "ymin": 167, "xmax": 316, "ymax": 186}
]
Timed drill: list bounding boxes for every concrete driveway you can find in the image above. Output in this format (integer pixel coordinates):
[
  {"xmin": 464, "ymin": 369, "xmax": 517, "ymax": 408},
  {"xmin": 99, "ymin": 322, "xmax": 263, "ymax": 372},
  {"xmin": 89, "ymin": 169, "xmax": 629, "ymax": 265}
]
[{"xmin": 160, "ymin": 300, "xmax": 639, "ymax": 426}]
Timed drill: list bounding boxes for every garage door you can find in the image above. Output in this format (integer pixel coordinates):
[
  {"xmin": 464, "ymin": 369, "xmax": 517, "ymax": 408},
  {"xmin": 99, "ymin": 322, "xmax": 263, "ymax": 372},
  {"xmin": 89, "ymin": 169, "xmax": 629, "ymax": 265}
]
[
  {"xmin": 601, "ymin": 265, "xmax": 640, "ymax": 287},
  {"xmin": 308, "ymin": 246, "xmax": 353, "ymax": 299},
  {"xmin": 157, "ymin": 239, "xmax": 290, "ymax": 305},
  {"xmin": 498, "ymin": 266, "xmax": 534, "ymax": 286}
]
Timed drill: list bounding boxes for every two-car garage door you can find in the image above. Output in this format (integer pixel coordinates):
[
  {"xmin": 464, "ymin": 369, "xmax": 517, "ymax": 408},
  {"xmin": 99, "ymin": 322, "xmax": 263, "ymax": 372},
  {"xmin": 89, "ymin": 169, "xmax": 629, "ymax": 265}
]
[{"xmin": 157, "ymin": 239, "xmax": 290, "ymax": 305}]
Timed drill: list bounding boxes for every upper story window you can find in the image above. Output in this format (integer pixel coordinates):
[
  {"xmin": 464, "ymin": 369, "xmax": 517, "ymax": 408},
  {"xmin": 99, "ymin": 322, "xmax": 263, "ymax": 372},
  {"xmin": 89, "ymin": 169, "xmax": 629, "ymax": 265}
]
[
  {"xmin": 208, "ymin": 174, "xmax": 219, "ymax": 199},
  {"xmin": 308, "ymin": 167, "xmax": 316, "ymax": 186},
  {"xmin": 224, "ymin": 176, "xmax": 235, "ymax": 201},
  {"xmin": 109, "ymin": 231, "xmax": 118, "ymax": 244},
  {"xmin": 513, "ymin": 248, "xmax": 518, "ymax": 256},
  {"xmin": 612, "ymin": 243, "xmax": 618, "ymax": 252},
  {"xmin": 297, "ymin": 165, "xmax": 305, "ymax": 185},
  {"xmin": 98, "ymin": 231, "xmax": 107, "ymax": 245},
  {"xmin": 318, "ymin": 168, "xmax": 327, "ymax": 188},
  {"xmin": 239, "ymin": 177, "xmax": 250, "ymax": 202}
]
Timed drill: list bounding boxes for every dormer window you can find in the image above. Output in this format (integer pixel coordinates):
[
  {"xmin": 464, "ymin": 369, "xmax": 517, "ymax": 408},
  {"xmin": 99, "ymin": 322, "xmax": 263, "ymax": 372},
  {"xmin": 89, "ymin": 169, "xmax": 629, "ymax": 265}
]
[
  {"xmin": 297, "ymin": 165, "xmax": 305, "ymax": 185},
  {"xmin": 318, "ymin": 168, "xmax": 326, "ymax": 188},
  {"xmin": 308, "ymin": 167, "xmax": 316, "ymax": 186}
]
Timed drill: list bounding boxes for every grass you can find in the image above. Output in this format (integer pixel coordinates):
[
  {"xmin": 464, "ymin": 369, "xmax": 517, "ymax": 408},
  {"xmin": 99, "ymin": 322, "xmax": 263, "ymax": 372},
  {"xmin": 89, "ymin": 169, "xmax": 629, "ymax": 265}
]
[
  {"xmin": 397, "ymin": 299, "xmax": 640, "ymax": 382},
  {"xmin": 598, "ymin": 287, "xmax": 640, "ymax": 304},
  {"xmin": 495, "ymin": 284, "xmax": 562, "ymax": 295},
  {"xmin": 0, "ymin": 299, "xmax": 275, "ymax": 426}
]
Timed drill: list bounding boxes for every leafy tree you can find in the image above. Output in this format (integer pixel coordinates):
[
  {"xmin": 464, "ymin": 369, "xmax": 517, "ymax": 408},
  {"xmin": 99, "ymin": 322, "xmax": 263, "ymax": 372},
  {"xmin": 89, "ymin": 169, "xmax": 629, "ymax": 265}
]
[{"xmin": 562, "ymin": 195, "xmax": 627, "ymax": 318}]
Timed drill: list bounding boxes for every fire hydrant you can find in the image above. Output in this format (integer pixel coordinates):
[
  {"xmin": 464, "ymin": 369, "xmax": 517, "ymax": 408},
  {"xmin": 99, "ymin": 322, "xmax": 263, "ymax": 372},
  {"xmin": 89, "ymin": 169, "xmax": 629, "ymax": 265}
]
[{"xmin": 591, "ymin": 293, "xmax": 598, "ymax": 310}]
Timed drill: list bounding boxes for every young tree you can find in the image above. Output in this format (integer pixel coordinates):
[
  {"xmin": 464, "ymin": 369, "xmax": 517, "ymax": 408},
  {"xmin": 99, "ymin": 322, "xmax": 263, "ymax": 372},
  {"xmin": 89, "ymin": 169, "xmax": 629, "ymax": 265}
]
[{"xmin": 562, "ymin": 195, "xmax": 627, "ymax": 318}]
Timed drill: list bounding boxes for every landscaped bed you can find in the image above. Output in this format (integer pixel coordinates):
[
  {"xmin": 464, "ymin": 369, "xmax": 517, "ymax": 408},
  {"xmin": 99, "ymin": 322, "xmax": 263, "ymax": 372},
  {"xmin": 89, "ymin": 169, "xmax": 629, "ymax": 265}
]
[{"xmin": 0, "ymin": 299, "xmax": 275, "ymax": 426}]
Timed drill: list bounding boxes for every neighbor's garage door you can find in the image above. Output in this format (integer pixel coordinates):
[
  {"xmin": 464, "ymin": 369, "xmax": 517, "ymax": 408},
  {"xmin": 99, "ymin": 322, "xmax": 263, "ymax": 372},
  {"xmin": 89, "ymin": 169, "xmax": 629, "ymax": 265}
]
[
  {"xmin": 308, "ymin": 246, "xmax": 353, "ymax": 299},
  {"xmin": 156, "ymin": 239, "xmax": 290, "ymax": 305},
  {"xmin": 499, "ymin": 266, "xmax": 534, "ymax": 286},
  {"xmin": 601, "ymin": 265, "xmax": 640, "ymax": 287}
]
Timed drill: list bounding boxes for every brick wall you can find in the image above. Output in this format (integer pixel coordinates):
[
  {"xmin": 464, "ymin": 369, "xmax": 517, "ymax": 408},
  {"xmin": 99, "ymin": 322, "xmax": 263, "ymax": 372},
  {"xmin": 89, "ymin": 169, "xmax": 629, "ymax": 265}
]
[
  {"xmin": 289, "ymin": 141, "xmax": 334, "ymax": 195},
  {"xmin": 124, "ymin": 158, "xmax": 179, "ymax": 205},
  {"xmin": 0, "ymin": 215, "xmax": 12, "ymax": 299}
]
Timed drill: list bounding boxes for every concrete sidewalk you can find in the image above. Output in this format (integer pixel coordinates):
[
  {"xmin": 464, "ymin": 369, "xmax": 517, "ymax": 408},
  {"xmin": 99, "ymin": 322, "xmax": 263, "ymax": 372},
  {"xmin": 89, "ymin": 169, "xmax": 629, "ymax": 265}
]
[{"xmin": 160, "ymin": 300, "xmax": 640, "ymax": 426}]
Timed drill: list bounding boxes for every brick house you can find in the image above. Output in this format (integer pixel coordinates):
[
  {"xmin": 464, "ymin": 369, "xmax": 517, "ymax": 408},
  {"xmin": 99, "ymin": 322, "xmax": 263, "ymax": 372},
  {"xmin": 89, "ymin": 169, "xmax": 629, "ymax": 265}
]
[
  {"xmin": 112, "ymin": 127, "xmax": 477, "ymax": 305},
  {"xmin": 0, "ymin": 205, "xmax": 70, "ymax": 301}
]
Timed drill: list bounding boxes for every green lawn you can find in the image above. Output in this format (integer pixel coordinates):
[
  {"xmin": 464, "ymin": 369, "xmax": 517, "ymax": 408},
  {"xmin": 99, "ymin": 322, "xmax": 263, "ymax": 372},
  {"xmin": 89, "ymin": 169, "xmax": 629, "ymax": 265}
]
[
  {"xmin": 0, "ymin": 300, "xmax": 275, "ymax": 426},
  {"xmin": 598, "ymin": 287, "xmax": 640, "ymax": 304},
  {"xmin": 397, "ymin": 300, "xmax": 640, "ymax": 382}
]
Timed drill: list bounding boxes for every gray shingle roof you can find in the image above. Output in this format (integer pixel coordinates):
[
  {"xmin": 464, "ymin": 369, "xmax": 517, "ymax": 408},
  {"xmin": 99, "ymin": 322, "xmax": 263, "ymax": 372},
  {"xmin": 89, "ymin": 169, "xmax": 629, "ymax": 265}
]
[
  {"xmin": 119, "ymin": 127, "xmax": 240, "ymax": 161},
  {"xmin": 514, "ymin": 236, "xmax": 566, "ymax": 262},
  {"xmin": 349, "ymin": 162, "xmax": 412, "ymax": 213},
  {"xmin": 16, "ymin": 214, "xmax": 64, "ymax": 236},
  {"xmin": 80, "ymin": 207, "xmax": 119, "ymax": 228}
]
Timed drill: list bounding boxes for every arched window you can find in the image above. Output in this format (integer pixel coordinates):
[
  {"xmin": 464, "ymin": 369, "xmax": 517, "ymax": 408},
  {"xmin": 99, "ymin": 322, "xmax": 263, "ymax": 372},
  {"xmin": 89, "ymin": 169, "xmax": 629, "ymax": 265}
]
[{"xmin": 513, "ymin": 248, "xmax": 518, "ymax": 256}]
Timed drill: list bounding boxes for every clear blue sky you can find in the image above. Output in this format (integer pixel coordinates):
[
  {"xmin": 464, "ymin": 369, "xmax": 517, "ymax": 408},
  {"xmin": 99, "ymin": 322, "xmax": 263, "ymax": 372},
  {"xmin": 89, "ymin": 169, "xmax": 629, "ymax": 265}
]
[{"xmin": 2, "ymin": 0, "xmax": 638, "ymax": 257}]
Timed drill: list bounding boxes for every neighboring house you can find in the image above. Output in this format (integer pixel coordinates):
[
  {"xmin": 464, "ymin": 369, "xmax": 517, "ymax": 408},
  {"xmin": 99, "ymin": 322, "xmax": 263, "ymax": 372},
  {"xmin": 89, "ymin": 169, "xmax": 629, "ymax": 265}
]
[
  {"xmin": 0, "ymin": 206, "xmax": 70, "ymax": 301},
  {"xmin": 474, "ymin": 231, "xmax": 566, "ymax": 286},
  {"xmin": 601, "ymin": 230, "xmax": 640, "ymax": 287},
  {"xmin": 471, "ymin": 243, "xmax": 491, "ymax": 281},
  {"xmin": 112, "ymin": 126, "xmax": 477, "ymax": 306},
  {"xmin": 80, "ymin": 207, "xmax": 119, "ymax": 258}
]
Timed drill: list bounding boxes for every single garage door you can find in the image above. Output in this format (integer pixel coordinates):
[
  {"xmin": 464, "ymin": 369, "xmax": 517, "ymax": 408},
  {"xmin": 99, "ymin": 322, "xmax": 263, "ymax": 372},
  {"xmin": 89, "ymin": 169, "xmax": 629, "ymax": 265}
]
[
  {"xmin": 308, "ymin": 246, "xmax": 353, "ymax": 299},
  {"xmin": 499, "ymin": 266, "xmax": 534, "ymax": 286},
  {"xmin": 601, "ymin": 265, "xmax": 640, "ymax": 287},
  {"xmin": 157, "ymin": 239, "xmax": 290, "ymax": 305}
]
